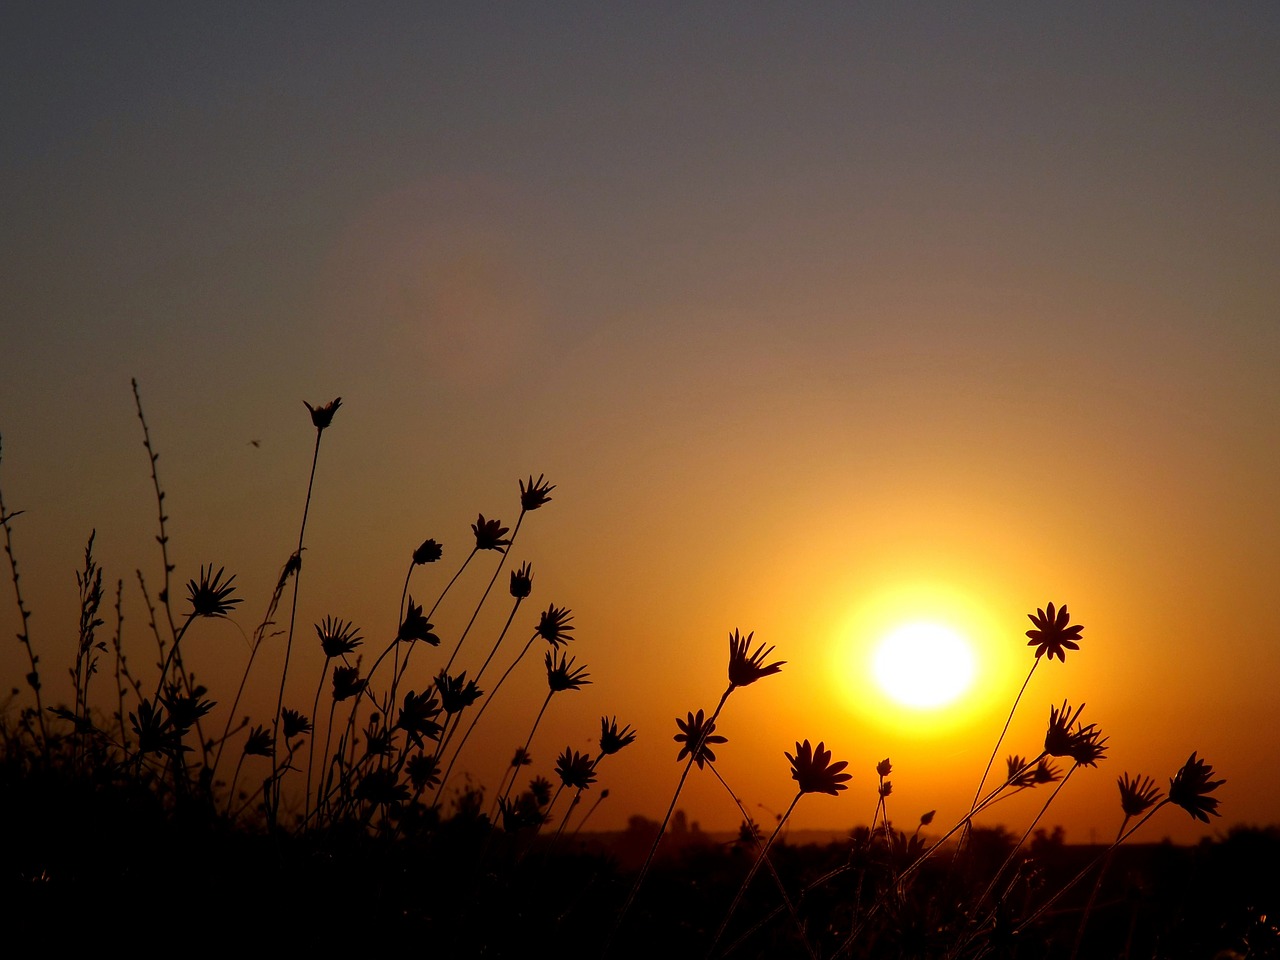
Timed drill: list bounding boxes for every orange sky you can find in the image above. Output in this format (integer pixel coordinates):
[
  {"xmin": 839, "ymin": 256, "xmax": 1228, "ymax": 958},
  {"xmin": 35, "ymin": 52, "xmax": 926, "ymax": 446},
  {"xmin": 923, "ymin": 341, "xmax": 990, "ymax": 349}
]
[{"xmin": 2, "ymin": 4, "xmax": 1278, "ymax": 844}]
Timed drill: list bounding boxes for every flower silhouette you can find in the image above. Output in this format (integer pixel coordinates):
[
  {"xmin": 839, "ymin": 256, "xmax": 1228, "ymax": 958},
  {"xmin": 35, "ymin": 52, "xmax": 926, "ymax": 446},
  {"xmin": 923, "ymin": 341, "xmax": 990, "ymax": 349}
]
[
  {"xmin": 281, "ymin": 708, "xmax": 311, "ymax": 739},
  {"xmin": 877, "ymin": 757, "xmax": 893, "ymax": 778},
  {"xmin": 187, "ymin": 565, "xmax": 242, "ymax": 618},
  {"xmin": 674, "ymin": 709, "xmax": 727, "ymax": 769},
  {"xmin": 472, "ymin": 514, "xmax": 511, "ymax": 551},
  {"xmin": 519, "ymin": 474, "xmax": 555, "ymax": 512},
  {"xmin": 1117, "ymin": 772, "xmax": 1163, "ymax": 817},
  {"xmin": 407, "ymin": 753, "xmax": 441, "ymax": 790},
  {"xmin": 303, "ymin": 397, "xmax": 342, "ymax": 431},
  {"xmin": 242, "ymin": 725, "xmax": 274, "ymax": 757},
  {"xmin": 1068, "ymin": 724, "xmax": 1109, "ymax": 767},
  {"xmin": 412, "ymin": 538, "xmax": 442, "ymax": 564},
  {"xmin": 536, "ymin": 604, "xmax": 575, "ymax": 647},
  {"xmin": 398, "ymin": 598, "xmax": 439, "ymax": 645},
  {"xmin": 395, "ymin": 689, "xmax": 444, "ymax": 748},
  {"xmin": 435, "ymin": 670, "xmax": 482, "ymax": 714},
  {"xmin": 786, "ymin": 739, "xmax": 852, "ymax": 795},
  {"xmin": 316, "ymin": 616, "xmax": 362, "ymax": 658},
  {"xmin": 510, "ymin": 561, "xmax": 533, "ymax": 599},
  {"xmin": 727, "ymin": 629, "xmax": 786, "ymax": 687},
  {"xmin": 1044, "ymin": 700, "xmax": 1088, "ymax": 757},
  {"xmin": 331, "ymin": 665, "xmax": 366, "ymax": 702},
  {"xmin": 1025, "ymin": 602, "xmax": 1083, "ymax": 661},
  {"xmin": 545, "ymin": 651, "xmax": 591, "ymax": 692},
  {"xmin": 599, "ymin": 716, "xmax": 637, "ymax": 755},
  {"xmin": 555, "ymin": 747, "xmax": 597, "ymax": 789},
  {"xmin": 1167, "ymin": 752, "xmax": 1225, "ymax": 822}
]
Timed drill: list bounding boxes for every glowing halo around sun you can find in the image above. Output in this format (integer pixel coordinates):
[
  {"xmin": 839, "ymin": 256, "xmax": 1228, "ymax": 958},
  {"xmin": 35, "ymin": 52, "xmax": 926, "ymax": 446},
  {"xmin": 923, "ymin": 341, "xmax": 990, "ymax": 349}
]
[{"xmin": 872, "ymin": 621, "xmax": 976, "ymax": 709}]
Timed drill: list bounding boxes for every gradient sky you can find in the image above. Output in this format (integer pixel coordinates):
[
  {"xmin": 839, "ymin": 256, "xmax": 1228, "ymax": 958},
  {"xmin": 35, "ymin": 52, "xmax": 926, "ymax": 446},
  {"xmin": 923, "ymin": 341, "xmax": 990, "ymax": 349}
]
[{"xmin": 3, "ymin": 3, "xmax": 1278, "ymax": 843}]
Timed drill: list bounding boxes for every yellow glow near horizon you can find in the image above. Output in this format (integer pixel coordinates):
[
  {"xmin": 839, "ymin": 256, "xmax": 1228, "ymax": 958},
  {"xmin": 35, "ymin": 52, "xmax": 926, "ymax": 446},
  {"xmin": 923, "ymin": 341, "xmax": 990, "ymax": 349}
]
[{"xmin": 872, "ymin": 621, "xmax": 975, "ymax": 708}]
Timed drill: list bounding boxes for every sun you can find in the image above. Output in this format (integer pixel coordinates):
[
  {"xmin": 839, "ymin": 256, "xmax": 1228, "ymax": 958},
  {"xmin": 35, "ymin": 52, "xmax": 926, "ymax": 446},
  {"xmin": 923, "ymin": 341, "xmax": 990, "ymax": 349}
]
[{"xmin": 872, "ymin": 621, "xmax": 976, "ymax": 709}]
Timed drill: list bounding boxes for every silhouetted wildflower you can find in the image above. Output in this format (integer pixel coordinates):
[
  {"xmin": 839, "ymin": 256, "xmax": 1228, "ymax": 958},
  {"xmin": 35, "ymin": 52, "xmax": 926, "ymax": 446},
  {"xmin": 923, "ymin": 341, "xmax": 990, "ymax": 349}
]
[
  {"xmin": 187, "ymin": 565, "xmax": 242, "ymax": 617},
  {"xmin": 243, "ymin": 725, "xmax": 274, "ymax": 757},
  {"xmin": 786, "ymin": 739, "xmax": 852, "ymax": 796},
  {"xmin": 519, "ymin": 474, "xmax": 555, "ymax": 511},
  {"xmin": 536, "ymin": 604, "xmax": 574, "ymax": 647},
  {"xmin": 365, "ymin": 726, "xmax": 393, "ymax": 756},
  {"xmin": 919, "ymin": 809, "xmax": 936, "ymax": 826},
  {"xmin": 1032, "ymin": 758, "xmax": 1062, "ymax": 783},
  {"xmin": 304, "ymin": 397, "xmax": 342, "ymax": 431},
  {"xmin": 510, "ymin": 746, "xmax": 533, "ymax": 770},
  {"xmin": 727, "ymin": 629, "xmax": 785, "ymax": 687},
  {"xmin": 498, "ymin": 794, "xmax": 546, "ymax": 832},
  {"xmin": 407, "ymin": 753, "xmax": 441, "ymax": 790},
  {"xmin": 1025, "ymin": 602, "xmax": 1083, "ymax": 661},
  {"xmin": 599, "ymin": 716, "xmax": 637, "ymax": 755},
  {"xmin": 332, "ymin": 664, "xmax": 365, "ymax": 702},
  {"xmin": 1068, "ymin": 725, "xmax": 1109, "ymax": 767},
  {"xmin": 510, "ymin": 561, "xmax": 533, "ymax": 599},
  {"xmin": 1118, "ymin": 772, "xmax": 1163, "ymax": 817},
  {"xmin": 546, "ymin": 651, "xmax": 591, "ymax": 692},
  {"xmin": 529, "ymin": 775, "xmax": 553, "ymax": 805},
  {"xmin": 1167, "ymin": 752, "xmax": 1225, "ymax": 822},
  {"xmin": 675, "ymin": 709, "xmax": 727, "ymax": 769},
  {"xmin": 1007, "ymin": 754, "xmax": 1037, "ymax": 787},
  {"xmin": 1044, "ymin": 700, "xmax": 1088, "ymax": 757},
  {"xmin": 395, "ymin": 689, "xmax": 443, "ymax": 748},
  {"xmin": 159, "ymin": 684, "xmax": 214, "ymax": 732},
  {"xmin": 435, "ymin": 669, "xmax": 482, "ymax": 714},
  {"xmin": 412, "ymin": 538, "xmax": 443, "ymax": 564},
  {"xmin": 281, "ymin": 708, "xmax": 311, "ymax": 739},
  {"xmin": 355, "ymin": 768, "xmax": 409, "ymax": 806},
  {"xmin": 316, "ymin": 616, "xmax": 362, "ymax": 658},
  {"xmin": 398, "ymin": 598, "xmax": 439, "ymax": 645},
  {"xmin": 879, "ymin": 780, "xmax": 893, "ymax": 798},
  {"xmin": 129, "ymin": 699, "xmax": 184, "ymax": 756},
  {"xmin": 472, "ymin": 514, "xmax": 511, "ymax": 551},
  {"xmin": 556, "ymin": 747, "xmax": 598, "ymax": 789},
  {"xmin": 877, "ymin": 757, "xmax": 893, "ymax": 778}
]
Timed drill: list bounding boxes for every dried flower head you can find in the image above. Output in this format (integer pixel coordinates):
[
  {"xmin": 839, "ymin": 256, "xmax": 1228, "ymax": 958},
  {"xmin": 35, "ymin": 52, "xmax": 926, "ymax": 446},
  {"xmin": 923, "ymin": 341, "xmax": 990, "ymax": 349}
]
[
  {"xmin": 316, "ymin": 616, "xmax": 363, "ymax": 658},
  {"xmin": 398, "ymin": 598, "xmax": 440, "ymax": 646},
  {"xmin": 546, "ymin": 651, "xmax": 591, "ymax": 692},
  {"xmin": 675, "ymin": 709, "xmax": 727, "ymax": 769},
  {"xmin": 1026, "ymin": 602, "xmax": 1083, "ymax": 662},
  {"xmin": 1117, "ymin": 772, "xmax": 1164, "ymax": 818},
  {"xmin": 536, "ymin": 604, "xmax": 574, "ymax": 647},
  {"xmin": 1044, "ymin": 700, "xmax": 1088, "ymax": 757},
  {"xmin": 435, "ymin": 669, "xmax": 482, "ymax": 714},
  {"xmin": 331, "ymin": 664, "xmax": 366, "ymax": 702},
  {"xmin": 407, "ymin": 753, "xmax": 441, "ymax": 790},
  {"xmin": 727, "ymin": 629, "xmax": 786, "ymax": 687},
  {"xmin": 877, "ymin": 757, "xmax": 893, "ymax": 778},
  {"xmin": 281, "ymin": 708, "xmax": 312, "ymax": 739},
  {"xmin": 187, "ymin": 565, "xmax": 243, "ymax": 618},
  {"xmin": 519, "ymin": 474, "xmax": 555, "ymax": 512},
  {"xmin": 599, "ymin": 716, "xmax": 637, "ymax": 755},
  {"xmin": 395, "ymin": 689, "xmax": 444, "ymax": 748},
  {"xmin": 1068, "ymin": 725, "xmax": 1109, "ymax": 767},
  {"xmin": 510, "ymin": 746, "xmax": 533, "ymax": 769},
  {"xmin": 555, "ymin": 747, "xmax": 597, "ymax": 790},
  {"xmin": 304, "ymin": 397, "xmax": 342, "ymax": 431},
  {"xmin": 243, "ymin": 725, "xmax": 274, "ymax": 757},
  {"xmin": 412, "ymin": 538, "xmax": 442, "ymax": 564},
  {"xmin": 510, "ymin": 561, "xmax": 533, "ymax": 599},
  {"xmin": 919, "ymin": 809, "xmax": 936, "ymax": 827},
  {"xmin": 786, "ymin": 739, "xmax": 853, "ymax": 796},
  {"xmin": 879, "ymin": 780, "xmax": 893, "ymax": 799},
  {"xmin": 472, "ymin": 514, "xmax": 511, "ymax": 551},
  {"xmin": 1168, "ymin": 752, "xmax": 1225, "ymax": 823}
]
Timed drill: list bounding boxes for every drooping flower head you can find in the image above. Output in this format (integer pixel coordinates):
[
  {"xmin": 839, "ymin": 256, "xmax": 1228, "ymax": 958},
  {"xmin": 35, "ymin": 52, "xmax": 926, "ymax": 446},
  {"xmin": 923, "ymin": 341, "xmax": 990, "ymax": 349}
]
[
  {"xmin": 555, "ymin": 747, "xmax": 598, "ymax": 790},
  {"xmin": 510, "ymin": 561, "xmax": 533, "ymax": 599},
  {"xmin": 1167, "ymin": 752, "xmax": 1225, "ymax": 823},
  {"xmin": 398, "ymin": 598, "xmax": 440, "ymax": 645},
  {"xmin": 242, "ymin": 725, "xmax": 274, "ymax": 757},
  {"xmin": 786, "ymin": 739, "xmax": 853, "ymax": 796},
  {"xmin": 599, "ymin": 716, "xmax": 637, "ymax": 755},
  {"xmin": 187, "ymin": 565, "xmax": 243, "ymax": 618},
  {"xmin": 1117, "ymin": 772, "xmax": 1164, "ymax": 818},
  {"xmin": 674, "ymin": 709, "xmax": 727, "ymax": 769},
  {"xmin": 303, "ymin": 397, "xmax": 342, "ymax": 431},
  {"xmin": 536, "ymin": 604, "xmax": 575, "ymax": 647},
  {"xmin": 1068, "ymin": 724, "xmax": 1109, "ymax": 767},
  {"xmin": 331, "ymin": 664, "xmax": 366, "ymax": 702},
  {"xmin": 727, "ymin": 629, "xmax": 786, "ymax": 688},
  {"xmin": 519, "ymin": 474, "xmax": 555, "ymax": 512},
  {"xmin": 435, "ymin": 669, "xmax": 482, "ymax": 715},
  {"xmin": 472, "ymin": 514, "xmax": 511, "ymax": 551},
  {"xmin": 281, "ymin": 708, "xmax": 312, "ymax": 739},
  {"xmin": 545, "ymin": 651, "xmax": 591, "ymax": 693},
  {"xmin": 1025, "ymin": 602, "xmax": 1083, "ymax": 661},
  {"xmin": 412, "ymin": 538, "xmax": 443, "ymax": 565},
  {"xmin": 316, "ymin": 616, "xmax": 362, "ymax": 658}
]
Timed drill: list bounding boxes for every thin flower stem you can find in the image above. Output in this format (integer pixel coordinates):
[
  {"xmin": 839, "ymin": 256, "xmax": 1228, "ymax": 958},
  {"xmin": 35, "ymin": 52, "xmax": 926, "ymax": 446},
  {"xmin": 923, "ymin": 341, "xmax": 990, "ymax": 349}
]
[
  {"xmin": 976, "ymin": 763, "xmax": 1078, "ymax": 909},
  {"xmin": 709, "ymin": 791, "xmax": 803, "ymax": 959},
  {"xmin": 444, "ymin": 511, "xmax": 524, "ymax": 674},
  {"xmin": 0, "ymin": 443, "xmax": 49, "ymax": 744},
  {"xmin": 608, "ymin": 684, "xmax": 735, "ymax": 953},
  {"xmin": 491, "ymin": 688, "xmax": 554, "ymax": 817}
]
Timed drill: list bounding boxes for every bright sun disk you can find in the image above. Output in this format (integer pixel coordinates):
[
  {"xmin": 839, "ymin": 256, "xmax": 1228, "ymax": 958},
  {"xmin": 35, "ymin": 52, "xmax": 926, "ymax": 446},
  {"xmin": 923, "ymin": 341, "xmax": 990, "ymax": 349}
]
[{"xmin": 872, "ymin": 621, "xmax": 976, "ymax": 709}]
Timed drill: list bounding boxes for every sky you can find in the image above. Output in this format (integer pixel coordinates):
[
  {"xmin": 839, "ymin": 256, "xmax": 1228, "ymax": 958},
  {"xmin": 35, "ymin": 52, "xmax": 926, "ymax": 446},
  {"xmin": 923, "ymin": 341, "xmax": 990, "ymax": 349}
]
[{"xmin": 2, "ymin": 2, "xmax": 1278, "ymax": 844}]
